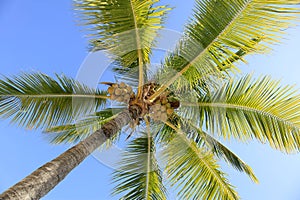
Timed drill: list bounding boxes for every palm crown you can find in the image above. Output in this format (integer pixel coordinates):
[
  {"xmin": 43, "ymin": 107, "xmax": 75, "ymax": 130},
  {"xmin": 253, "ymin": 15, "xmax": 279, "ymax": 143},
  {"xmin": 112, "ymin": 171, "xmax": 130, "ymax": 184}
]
[{"xmin": 1, "ymin": 0, "xmax": 300, "ymax": 199}]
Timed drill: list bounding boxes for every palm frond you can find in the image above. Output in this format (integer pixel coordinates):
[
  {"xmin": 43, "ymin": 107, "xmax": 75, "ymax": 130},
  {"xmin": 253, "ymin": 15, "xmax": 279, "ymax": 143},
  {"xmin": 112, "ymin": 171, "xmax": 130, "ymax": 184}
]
[
  {"xmin": 152, "ymin": 0, "xmax": 299, "ymax": 97},
  {"xmin": 156, "ymin": 115, "xmax": 258, "ymax": 183},
  {"xmin": 190, "ymin": 127, "xmax": 258, "ymax": 183},
  {"xmin": 112, "ymin": 133, "xmax": 166, "ymax": 200},
  {"xmin": 0, "ymin": 72, "xmax": 108, "ymax": 129},
  {"xmin": 75, "ymin": 0, "xmax": 170, "ymax": 69},
  {"xmin": 44, "ymin": 108, "xmax": 124, "ymax": 144},
  {"xmin": 181, "ymin": 74, "xmax": 300, "ymax": 153},
  {"xmin": 162, "ymin": 121, "xmax": 239, "ymax": 200},
  {"xmin": 113, "ymin": 65, "xmax": 140, "ymax": 89}
]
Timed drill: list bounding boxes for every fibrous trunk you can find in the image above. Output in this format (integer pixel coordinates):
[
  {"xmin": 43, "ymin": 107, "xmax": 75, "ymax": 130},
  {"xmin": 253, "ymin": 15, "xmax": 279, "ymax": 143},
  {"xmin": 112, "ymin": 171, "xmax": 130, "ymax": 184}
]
[{"xmin": 0, "ymin": 110, "xmax": 132, "ymax": 200}]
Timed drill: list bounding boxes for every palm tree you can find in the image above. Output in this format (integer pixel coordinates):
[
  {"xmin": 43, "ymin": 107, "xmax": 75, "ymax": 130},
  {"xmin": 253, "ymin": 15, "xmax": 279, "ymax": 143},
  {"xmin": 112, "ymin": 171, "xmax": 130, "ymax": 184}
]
[{"xmin": 1, "ymin": 0, "xmax": 300, "ymax": 199}]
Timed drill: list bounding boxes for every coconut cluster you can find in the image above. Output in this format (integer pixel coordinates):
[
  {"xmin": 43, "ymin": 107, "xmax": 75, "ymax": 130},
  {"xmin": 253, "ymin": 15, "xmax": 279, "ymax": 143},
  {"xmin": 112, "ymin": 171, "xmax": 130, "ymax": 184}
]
[
  {"xmin": 149, "ymin": 101, "xmax": 174, "ymax": 122},
  {"xmin": 107, "ymin": 82, "xmax": 134, "ymax": 103},
  {"xmin": 105, "ymin": 81, "xmax": 180, "ymax": 122},
  {"xmin": 145, "ymin": 83, "xmax": 179, "ymax": 122}
]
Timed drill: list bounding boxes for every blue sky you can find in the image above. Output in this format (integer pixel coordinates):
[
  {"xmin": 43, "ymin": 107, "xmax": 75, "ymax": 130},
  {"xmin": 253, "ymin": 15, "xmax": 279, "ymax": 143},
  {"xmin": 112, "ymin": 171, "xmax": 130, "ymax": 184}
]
[{"xmin": 1, "ymin": 1, "xmax": 300, "ymax": 199}]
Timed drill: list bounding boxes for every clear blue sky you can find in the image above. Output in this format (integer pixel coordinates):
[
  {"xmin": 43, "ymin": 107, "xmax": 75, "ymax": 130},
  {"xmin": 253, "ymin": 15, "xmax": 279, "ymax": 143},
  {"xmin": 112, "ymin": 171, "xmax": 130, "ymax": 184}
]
[{"xmin": 1, "ymin": 1, "xmax": 300, "ymax": 199}]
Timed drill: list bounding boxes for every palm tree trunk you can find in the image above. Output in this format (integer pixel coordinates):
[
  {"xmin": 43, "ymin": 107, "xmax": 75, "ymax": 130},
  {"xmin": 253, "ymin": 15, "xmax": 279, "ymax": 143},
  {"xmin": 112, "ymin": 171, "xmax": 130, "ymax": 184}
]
[{"xmin": 0, "ymin": 110, "xmax": 134, "ymax": 200}]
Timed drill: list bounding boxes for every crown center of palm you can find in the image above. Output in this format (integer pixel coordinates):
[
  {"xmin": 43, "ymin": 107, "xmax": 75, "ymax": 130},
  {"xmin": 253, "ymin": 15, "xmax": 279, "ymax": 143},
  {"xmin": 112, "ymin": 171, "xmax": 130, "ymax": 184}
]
[{"xmin": 106, "ymin": 82, "xmax": 180, "ymax": 122}]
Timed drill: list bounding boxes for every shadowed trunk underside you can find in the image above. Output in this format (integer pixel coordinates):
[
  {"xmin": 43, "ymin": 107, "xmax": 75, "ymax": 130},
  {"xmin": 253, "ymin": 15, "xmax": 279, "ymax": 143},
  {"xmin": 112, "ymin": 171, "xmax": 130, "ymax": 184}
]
[{"xmin": 0, "ymin": 110, "xmax": 133, "ymax": 200}]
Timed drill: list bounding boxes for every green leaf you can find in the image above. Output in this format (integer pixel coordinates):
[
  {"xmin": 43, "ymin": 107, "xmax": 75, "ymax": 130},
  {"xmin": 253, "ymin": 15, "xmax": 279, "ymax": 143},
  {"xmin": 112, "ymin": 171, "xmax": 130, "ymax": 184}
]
[
  {"xmin": 190, "ymin": 127, "xmax": 258, "ymax": 183},
  {"xmin": 75, "ymin": 0, "xmax": 170, "ymax": 70},
  {"xmin": 157, "ymin": 115, "xmax": 258, "ymax": 183},
  {"xmin": 112, "ymin": 133, "xmax": 166, "ymax": 200},
  {"xmin": 44, "ymin": 108, "xmax": 124, "ymax": 144},
  {"xmin": 0, "ymin": 72, "xmax": 107, "ymax": 129},
  {"xmin": 157, "ymin": 0, "xmax": 300, "ymax": 91},
  {"xmin": 113, "ymin": 66, "xmax": 140, "ymax": 89},
  {"xmin": 162, "ymin": 123, "xmax": 239, "ymax": 200},
  {"xmin": 181, "ymin": 74, "xmax": 300, "ymax": 153}
]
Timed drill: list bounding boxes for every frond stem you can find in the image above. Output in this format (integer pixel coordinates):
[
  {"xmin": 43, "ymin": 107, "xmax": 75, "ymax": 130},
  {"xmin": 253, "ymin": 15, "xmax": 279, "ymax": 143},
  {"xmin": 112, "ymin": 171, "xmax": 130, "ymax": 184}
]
[
  {"xmin": 181, "ymin": 101, "xmax": 298, "ymax": 129},
  {"xmin": 129, "ymin": 0, "xmax": 144, "ymax": 100},
  {"xmin": 149, "ymin": 1, "xmax": 251, "ymax": 102},
  {"xmin": 0, "ymin": 94, "xmax": 109, "ymax": 99},
  {"xmin": 46, "ymin": 112, "xmax": 121, "ymax": 134},
  {"xmin": 144, "ymin": 116, "xmax": 151, "ymax": 200}
]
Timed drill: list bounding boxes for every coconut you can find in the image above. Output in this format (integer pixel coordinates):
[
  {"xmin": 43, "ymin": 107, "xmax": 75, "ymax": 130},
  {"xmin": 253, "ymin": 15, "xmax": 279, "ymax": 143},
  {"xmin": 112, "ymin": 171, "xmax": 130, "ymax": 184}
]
[
  {"xmin": 161, "ymin": 97, "xmax": 168, "ymax": 105},
  {"xmin": 107, "ymin": 86, "xmax": 114, "ymax": 95},
  {"xmin": 110, "ymin": 94, "xmax": 116, "ymax": 100},
  {"xmin": 119, "ymin": 82, "xmax": 126, "ymax": 88},
  {"xmin": 166, "ymin": 108, "xmax": 174, "ymax": 115},
  {"xmin": 169, "ymin": 98, "xmax": 180, "ymax": 109},
  {"xmin": 126, "ymin": 85, "xmax": 133, "ymax": 92},
  {"xmin": 124, "ymin": 94, "xmax": 130, "ymax": 100},
  {"xmin": 152, "ymin": 104, "xmax": 160, "ymax": 111},
  {"xmin": 114, "ymin": 88, "xmax": 122, "ymax": 96},
  {"xmin": 166, "ymin": 103, "xmax": 171, "ymax": 108},
  {"xmin": 123, "ymin": 89, "xmax": 128, "ymax": 94},
  {"xmin": 117, "ymin": 96, "xmax": 124, "ymax": 102},
  {"xmin": 161, "ymin": 113, "xmax": 168, "ymax": 121},
  {"xmin": 156, "ymin": 110, "xmax": 162, "ymax": 116}
]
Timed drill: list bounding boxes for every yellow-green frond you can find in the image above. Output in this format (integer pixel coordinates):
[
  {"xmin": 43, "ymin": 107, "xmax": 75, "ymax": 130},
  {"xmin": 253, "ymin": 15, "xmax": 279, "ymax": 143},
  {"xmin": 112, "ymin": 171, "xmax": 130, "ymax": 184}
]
[
  {"xmin": 0, "ymin": 72, "xmax": 107, "ymax": 129},
  {"xmin": 162, "ymin": 123, "xmax": 239, "ymax": 200},
  {"xmin": 189, "ymin": 126, "xmax": 258, "ymax": 183},
  {"xmin": 158, "ymin": 115, "xmax": 258, "ymax": 183},
  {"xmin": 182, "ymin": 74, "xmax": 300, "ymax": 153},
  {"xmin": 159, "ymin": 0, "xmax": 300, "ymax": 91},
  {"xmin": 44, "ymin": 108, "xmax": 124, "ymax": 144},
  {"xmin": 75, "ymin": 0, "xmax": 170, "ymax": 70},
  {"xmin": 112, "ymin": 133, "xmax": 166, "ymax": 200}
]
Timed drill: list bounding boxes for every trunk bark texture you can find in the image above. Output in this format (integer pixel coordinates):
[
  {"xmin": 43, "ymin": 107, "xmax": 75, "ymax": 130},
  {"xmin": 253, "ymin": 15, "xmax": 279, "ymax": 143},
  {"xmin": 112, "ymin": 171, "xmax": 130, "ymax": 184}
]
[{"xmin": 0, "ymin": 110, "xmax": 133, "ymax": 200}]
